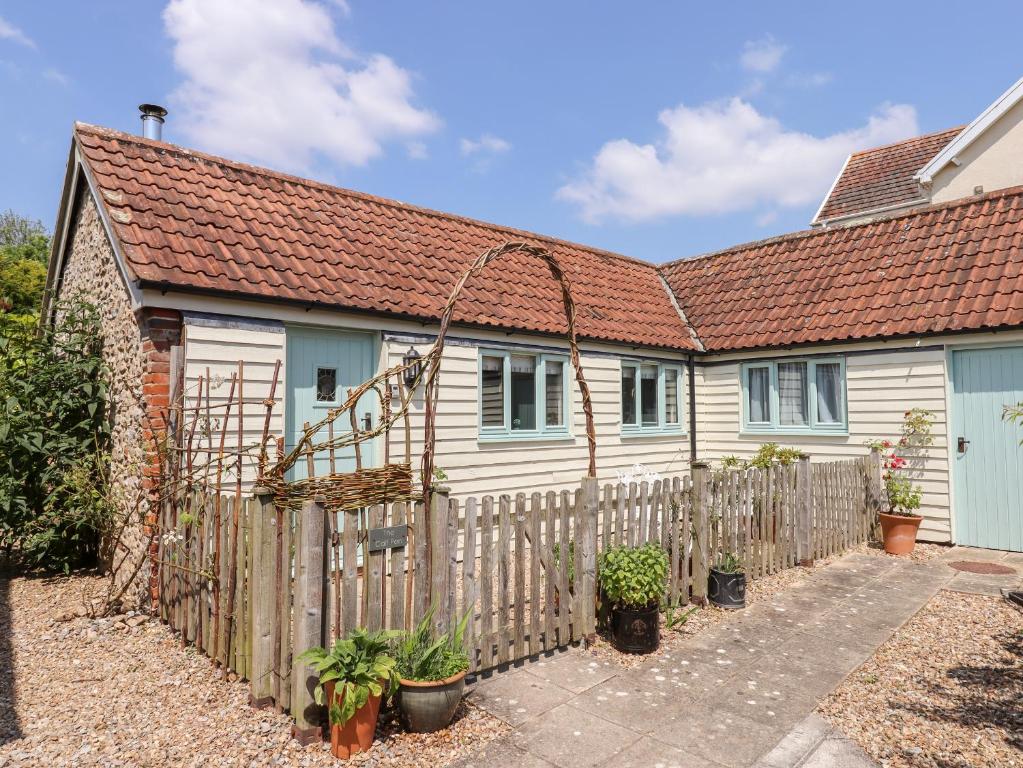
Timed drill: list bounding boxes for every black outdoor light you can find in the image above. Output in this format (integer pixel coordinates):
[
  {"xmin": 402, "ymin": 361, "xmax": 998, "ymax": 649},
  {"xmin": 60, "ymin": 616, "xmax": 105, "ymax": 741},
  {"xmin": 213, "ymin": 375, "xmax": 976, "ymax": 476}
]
[{"xmin": 403, "ymin": 346, "xmax": 423, "ymax": 388}]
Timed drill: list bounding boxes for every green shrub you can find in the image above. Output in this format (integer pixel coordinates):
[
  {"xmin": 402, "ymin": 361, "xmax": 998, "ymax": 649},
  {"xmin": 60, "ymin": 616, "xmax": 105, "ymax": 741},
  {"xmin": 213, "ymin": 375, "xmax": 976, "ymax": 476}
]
[
  {"xmin": 598, "ymin": 543, "xmax": 667, "ymax": 609},
  {"xmin": 0, "ymin": 301, "xmax": 110, "ymax": 570},
  {"xmin": 714, "ymin": 552, "xmax": 743, "ymax": 574},
  {"xmin": 296, "ymin": 628, "xmax": 399, "ymax": 725},
  {"xmin": 392, "ymin": 605, "xmax": 469, "ymax": 682},
  {"xmin": 885, "ymin": 474, "xmax": 922, "ymax": 517}
]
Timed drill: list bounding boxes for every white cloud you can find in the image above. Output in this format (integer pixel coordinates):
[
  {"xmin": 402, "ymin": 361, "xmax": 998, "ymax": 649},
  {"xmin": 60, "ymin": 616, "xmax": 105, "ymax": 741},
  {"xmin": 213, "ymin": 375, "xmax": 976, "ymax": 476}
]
[
  {"xmin": 43, "ymin": 67, "xmax": 69, "ymax": 86},
  {"xmin": 406, "ymin": 141, "xmax": 428, "ymax": 160},
  {"xmin": 0, "ymin": 16, "xmax": 35, "ymax": 48},
  {"xmin": 163, "ymin": 0, "xmax": 440, "ymax": 172},
  {"xmin": 740, "ymin": 35, "xmax": 786, "ymax": 73},
  {"xmin": 460, "ymin": 134, "xmax": 511, "ymax": 156},
  {"xmin": 557, "ymin": 98, "xmax": 919, "ymax": 223}
]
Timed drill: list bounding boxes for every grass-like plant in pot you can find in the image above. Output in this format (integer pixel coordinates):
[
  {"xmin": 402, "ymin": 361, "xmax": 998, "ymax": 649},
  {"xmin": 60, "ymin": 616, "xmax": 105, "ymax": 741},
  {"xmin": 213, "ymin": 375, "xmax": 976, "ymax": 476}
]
[
  {"xmin": 708, "ymin": 552, "xmax": 746, "ymax": 609},
  {"xmin": 296, "ymin": 628, "xmax": 399, "ymax": 759},
  {"xmin": 391, "ymin": 607, "xmax": 470, "ymax": 733},
  {"xmin": 599, "ymin": 543, "xmax": 668, "ymax": 653}
]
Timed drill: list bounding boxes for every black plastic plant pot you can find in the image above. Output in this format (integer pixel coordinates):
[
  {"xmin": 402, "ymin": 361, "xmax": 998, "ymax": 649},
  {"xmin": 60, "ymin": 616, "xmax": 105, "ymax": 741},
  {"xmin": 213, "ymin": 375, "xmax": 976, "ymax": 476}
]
[
  {"xmin": 610, "ymin": 603, "xmax": 660, "ymax": 654},
  {"xmin": 708, "ymin": 568, "xmax": 746, "ymax": 609}
]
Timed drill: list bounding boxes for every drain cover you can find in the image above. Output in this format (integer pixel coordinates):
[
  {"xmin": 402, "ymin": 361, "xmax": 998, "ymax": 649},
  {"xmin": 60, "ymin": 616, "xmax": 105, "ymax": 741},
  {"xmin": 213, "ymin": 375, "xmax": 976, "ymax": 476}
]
[{"xmin": 947, "ymin": 560, "xmax": 1016, "ymax": 575}]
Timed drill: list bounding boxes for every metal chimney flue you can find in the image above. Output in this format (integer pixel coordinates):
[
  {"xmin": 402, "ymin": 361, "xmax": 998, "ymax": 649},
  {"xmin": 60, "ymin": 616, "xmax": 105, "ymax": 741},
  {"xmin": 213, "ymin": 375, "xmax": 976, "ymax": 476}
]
[{"xmin": 139, "ymin": 104, "xmax": 167, "ymax": 141}]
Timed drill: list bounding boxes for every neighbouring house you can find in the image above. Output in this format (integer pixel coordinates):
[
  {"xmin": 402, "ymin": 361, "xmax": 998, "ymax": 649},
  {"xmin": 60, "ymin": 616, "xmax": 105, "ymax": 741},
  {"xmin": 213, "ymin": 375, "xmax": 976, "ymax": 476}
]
[{"xmin": 43, "ymin": 77, "xmax": 1023, "ymax": 603}]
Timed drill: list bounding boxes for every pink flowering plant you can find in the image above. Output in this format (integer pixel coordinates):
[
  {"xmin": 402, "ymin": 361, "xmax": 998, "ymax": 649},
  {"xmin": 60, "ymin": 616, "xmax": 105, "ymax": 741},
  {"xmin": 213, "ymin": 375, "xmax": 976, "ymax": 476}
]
[{"xmin": 867, "ymin": 409, "xmax": 933, "ymax": 518}]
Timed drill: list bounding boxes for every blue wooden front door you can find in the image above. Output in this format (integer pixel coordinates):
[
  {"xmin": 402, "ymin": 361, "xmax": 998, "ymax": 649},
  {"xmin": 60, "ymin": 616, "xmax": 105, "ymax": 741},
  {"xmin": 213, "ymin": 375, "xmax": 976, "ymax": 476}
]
[
  {"xmin": 951, "ymin": 347, "xmax": 1023, "ymax": 551},
  {"xmin": 286, "ymin": 326, "xmax": 377, "ymax": 481}
]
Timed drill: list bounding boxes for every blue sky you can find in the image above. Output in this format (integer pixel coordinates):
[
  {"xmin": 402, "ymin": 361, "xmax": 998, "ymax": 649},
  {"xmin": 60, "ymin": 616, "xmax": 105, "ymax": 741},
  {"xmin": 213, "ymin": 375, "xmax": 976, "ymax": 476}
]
[{"xmin": 1, "ymin": 1, "xmax": 1021, "ymax": 263}]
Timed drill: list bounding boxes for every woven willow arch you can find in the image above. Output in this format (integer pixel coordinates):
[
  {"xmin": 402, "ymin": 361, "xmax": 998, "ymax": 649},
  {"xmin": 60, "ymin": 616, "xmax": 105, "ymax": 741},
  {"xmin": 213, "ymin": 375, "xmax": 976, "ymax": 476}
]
[{"xmin": 421, "ymin": 242, "xmax": 597, "ymax": 503}]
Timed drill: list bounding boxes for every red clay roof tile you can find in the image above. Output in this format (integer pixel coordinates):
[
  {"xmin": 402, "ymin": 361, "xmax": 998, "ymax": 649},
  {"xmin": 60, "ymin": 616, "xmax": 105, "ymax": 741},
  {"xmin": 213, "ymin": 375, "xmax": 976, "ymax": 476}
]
[
  {"xmin": 74, "ymin": 123, "xmax": 697, "ymax": 351},
  {"xmin": 814, "ymin": 127, "xmax": 964, "ymax": 223},
  {"xmin": 663, "ymin": 185, "xmax": 1023, "ymax": 351}
]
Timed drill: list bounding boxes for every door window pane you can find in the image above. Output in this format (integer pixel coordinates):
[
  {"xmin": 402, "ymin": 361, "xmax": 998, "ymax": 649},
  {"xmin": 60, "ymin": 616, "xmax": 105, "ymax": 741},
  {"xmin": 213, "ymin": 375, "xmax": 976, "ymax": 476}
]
[
  {"xmin": 316, "ymin": 367, "xmax": 337, "ymax": 402},
  {"xmin": 778, "ymin": 362, "xmax": 808, "ymax": 426},
  {"xmin": 481, "ymin": 355, "xmax": 504, "ymax": 427},
  {"xmin": 747, "ymin": 367, "xmax": 770, "ymax": 423},
  {"xmin": 621, "ymin": 365, "xmax": 637, "ymax": 425},
  {"xmin": 815, "ymin": 362, "xmax": 842, "ymax": 424},
  {"xmin": 510, "ymin": 354, "xmax": 536, "ymax": 430},
  {"xmin": 665, "ymin": 369, "xmax": 680, "ymax": 424},
  {"xmin": 640, "ymin": 364, "xmax": 659, "ymax": 425},
  {"xmin": 545, "ymin": 360, "xmax": 565, "ymax": 428}
]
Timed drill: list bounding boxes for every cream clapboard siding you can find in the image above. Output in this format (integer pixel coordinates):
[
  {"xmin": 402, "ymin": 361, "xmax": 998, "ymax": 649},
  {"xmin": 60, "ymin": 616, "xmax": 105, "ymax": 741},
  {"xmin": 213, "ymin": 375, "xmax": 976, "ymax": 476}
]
[
  {"xmin": 181, "ymin": 318, "xmax": 286, "ymax": 491},
  {"xmin": 384, "ymin": 337, "xmax": 691, "ymax": 499},
  {"xmin": 695, "ymin": 345, "xmax": 952, "ymax": 542},
  {"xmin": 168, "ymin": 292, "xmax": 691, "ymax": 500}
]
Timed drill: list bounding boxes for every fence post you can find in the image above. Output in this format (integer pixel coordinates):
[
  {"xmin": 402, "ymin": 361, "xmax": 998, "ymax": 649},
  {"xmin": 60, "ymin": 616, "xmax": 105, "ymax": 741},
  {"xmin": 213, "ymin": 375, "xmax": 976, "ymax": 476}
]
[
  {"xmin": 795, "ymin": 454, "xmax": 813, "ymax": 566},
  {"xmin": 579, "ymin": 476, "xmax": 599, "ymax": 644},
  {"xmin": 429, "ymin": 486, "xmax": 451, "ymax": 637},
  {"xmin": 249, "ymin": 488, "xmax": 275, "ymax": 709},
  {"xmin": 867, "ymin": 448, "xmax": 884, "ymax": 540},
  {"xmin": 291, "ymin": 497, "xmax": 327, "ymax": 745},
  {"xmin": 690, "ymin": 462, "xmax": 710, "ymax": 605}
]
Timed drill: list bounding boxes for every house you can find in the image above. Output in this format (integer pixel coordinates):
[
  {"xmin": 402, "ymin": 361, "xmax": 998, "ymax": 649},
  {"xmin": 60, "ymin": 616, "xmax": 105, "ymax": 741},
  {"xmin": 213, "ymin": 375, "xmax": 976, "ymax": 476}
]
[{"xmin": 43, "ymin": 78, "xmax": 1023, "ymax": 602}]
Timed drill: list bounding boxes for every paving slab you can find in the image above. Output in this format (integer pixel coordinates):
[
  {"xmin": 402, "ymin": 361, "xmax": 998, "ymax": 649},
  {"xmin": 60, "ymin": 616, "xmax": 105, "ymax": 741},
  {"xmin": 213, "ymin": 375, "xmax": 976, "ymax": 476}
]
[
  {"xmin": 468, "ymin": 668, "xmax": 575, "ymax": 726},
  {"xmin": 651, "ymin": 704, "xmax": 786, "ymax": 768},
  {"xmin": 565, "ymin": 676, "xmax": 692, "ymax": 733},
  {"xmin": 598, "ymin": 737, "xmax": 724, "ymax": 768},
  {"xmin": 520, "ymin": 650, "xmax": 618, "ymax": 694},
  {"xmin": 510, "ymin": 704, "xmax": 641, "ymax": 768},
  {"xmin": 755, "ymin": 714, "xmax": 875, "ymax": 768},
  {"xmin": 451, "ymin": 738, "xmax": 558, "ymax": 768}
]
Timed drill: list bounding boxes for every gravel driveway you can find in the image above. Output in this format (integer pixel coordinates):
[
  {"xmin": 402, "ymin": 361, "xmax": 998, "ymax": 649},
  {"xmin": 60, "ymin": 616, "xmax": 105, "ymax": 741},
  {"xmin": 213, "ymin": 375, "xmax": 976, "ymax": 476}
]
[{"xmin": 0, "ymin": 574, "xmax": 505, "ymax": 768}]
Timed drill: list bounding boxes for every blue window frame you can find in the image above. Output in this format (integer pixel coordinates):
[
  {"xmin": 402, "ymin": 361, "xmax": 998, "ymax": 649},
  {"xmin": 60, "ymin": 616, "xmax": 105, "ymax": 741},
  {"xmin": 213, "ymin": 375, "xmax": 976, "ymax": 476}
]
[
  {"xmin": 478, "ymin": 349, "xmax": 571, "ymax": 441},
  {"xmin": 740, "ymin": 357, "xmax": 847, "ymax": 434},
  {"xmin": 620, "ymin": 361, "xmax": 685, "ymax": 436}
]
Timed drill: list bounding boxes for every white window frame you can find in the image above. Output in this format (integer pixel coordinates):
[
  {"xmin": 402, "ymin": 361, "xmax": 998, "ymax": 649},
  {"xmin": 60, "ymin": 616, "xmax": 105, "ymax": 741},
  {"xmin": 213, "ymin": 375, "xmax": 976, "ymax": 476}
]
[
  {"xmin": 478, "ymin": 348, "xmax": 571, "ymax": 441},
  {"xmin": 740, "ymin": 357, "xmax": 848, "ymax": 434},
  {"xmin": 620, "ymin": 361, "xmax": 686, "ymax": 436}
]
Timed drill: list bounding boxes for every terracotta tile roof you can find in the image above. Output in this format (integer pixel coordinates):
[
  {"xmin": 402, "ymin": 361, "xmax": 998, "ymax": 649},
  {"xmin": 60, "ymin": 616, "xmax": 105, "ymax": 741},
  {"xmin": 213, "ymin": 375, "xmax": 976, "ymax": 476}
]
[
  {"xmin": 74, "ymin": 123, "xmax": 697, "ymax": 351},
  {"xmin": 662, "ymin": 186, "xmax": 1023, "ymax": 352},
  {"xmin": 814, "ymin": 127, "xmax": 964, "ymax": 223}
]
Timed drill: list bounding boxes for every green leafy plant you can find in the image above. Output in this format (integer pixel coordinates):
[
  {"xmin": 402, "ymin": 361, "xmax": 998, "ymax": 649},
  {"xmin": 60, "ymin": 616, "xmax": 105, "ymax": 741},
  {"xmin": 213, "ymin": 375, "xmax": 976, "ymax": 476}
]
[
  {"xmin": 885, "ymin": 474, "xmax": 922, "ymax": 517},
  {"xmin": 1005, "ymin": 404, "xmax": 1023, "ymax": 444},
  {"xmin": 392, "ymin": 606, "xmax": 470, "ymax": 682},
  {"xmin": 598, "ymin": 543, "xmax": 667, "ymax": 610},
  {"xmin": 0, "ymin": 300, "xmax": 111, "ymax": 570},
  {"xmin": 296, "ymin": 628, "xmax": 400, "ymax": 726},
  {"xmin": 714, "ymin": 552, "xmax": 744, "ymax": 574},
  {"xmin": 662, "ymin": 596, "xmax": 698, "ymax": 631},
  {"xmin": 715, "ymin": 443, "xmax": 801, "ymax": 473}
]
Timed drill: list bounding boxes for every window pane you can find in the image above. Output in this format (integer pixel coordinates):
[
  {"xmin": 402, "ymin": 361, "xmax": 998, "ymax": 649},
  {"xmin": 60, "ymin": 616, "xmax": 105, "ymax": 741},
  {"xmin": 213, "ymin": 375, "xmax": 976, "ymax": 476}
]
[
  {"xmin": 778, "ymin": 362, "xmax": 808, "ymax": 426},
  {"xmin": 316, "ymin": 367, "xmax": 336, "ymax": 402},
  {"xmin": 816, "ymin": 362, "xmax": 842, "ymax": 424},
  {"xmin": 621, "ymin": 365, "xmax": 637, "ymax": 425},
  {"xmin": 510, "ymin": 354, "xmax": 536, "ymax": 431},
  {"xmin": 747, "ymin": 367, "xmax": 770, "ymax": 423},
  {"xmin": 665, "ymin": 369, "xmax": 679, "ymax": 424},
  {"xmin": 545, "ymin": 360, "xmax": 565, "ymax": 428},
  {"xmin": 481, "ymin": 355, "xmax": 504, "ymax": 427},
  {"xmin": 640, "ymin": 364, "xmax": 658, "ymax": 425}
]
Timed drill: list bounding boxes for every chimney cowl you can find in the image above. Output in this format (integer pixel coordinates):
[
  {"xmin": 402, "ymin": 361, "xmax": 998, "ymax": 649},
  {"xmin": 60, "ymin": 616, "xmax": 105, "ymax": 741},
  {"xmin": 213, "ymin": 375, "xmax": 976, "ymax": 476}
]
[{"xmin": 139, "ymin": 104, "xmax": 168, "ymax": 141}]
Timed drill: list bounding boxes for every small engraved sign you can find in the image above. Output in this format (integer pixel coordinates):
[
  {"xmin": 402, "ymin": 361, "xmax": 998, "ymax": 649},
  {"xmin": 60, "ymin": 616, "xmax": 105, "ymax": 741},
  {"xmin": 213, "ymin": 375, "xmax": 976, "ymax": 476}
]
[{"xmin": 367, "ymin": 524, "xmax": 408, "ymax": 552}]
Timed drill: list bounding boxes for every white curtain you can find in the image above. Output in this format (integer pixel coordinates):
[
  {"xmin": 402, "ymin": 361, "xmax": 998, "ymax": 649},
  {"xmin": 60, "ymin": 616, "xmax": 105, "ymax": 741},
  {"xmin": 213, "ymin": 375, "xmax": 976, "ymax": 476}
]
[
  {"xmin": 816, "ymin": 363, "xmax": 842, "ymax": 424},
  {"xmin": 748, "ymin": 367, "xmax": 770, "ymax": 423},
  {"xmin": 778, "ymin": 362, "xmax": 808, "ymax": 425}
]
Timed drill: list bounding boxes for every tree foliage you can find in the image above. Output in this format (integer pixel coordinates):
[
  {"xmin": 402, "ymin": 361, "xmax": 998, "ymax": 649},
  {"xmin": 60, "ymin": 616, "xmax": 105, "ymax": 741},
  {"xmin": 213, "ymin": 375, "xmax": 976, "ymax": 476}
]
[
  {"xmin": 0, "ymin": 209, "xmax": 50, "ymax": 316},
  {"xmin": 0, "ymin": 301, "xmax": 112, "ymax": 570}
]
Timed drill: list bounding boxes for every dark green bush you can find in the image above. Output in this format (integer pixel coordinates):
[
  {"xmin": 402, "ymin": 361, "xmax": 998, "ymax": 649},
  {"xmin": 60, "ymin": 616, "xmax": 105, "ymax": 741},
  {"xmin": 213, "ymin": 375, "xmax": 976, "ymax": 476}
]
[{"xmin": 0, "ymin": 301, "xmax": 111, "ymax": 571}]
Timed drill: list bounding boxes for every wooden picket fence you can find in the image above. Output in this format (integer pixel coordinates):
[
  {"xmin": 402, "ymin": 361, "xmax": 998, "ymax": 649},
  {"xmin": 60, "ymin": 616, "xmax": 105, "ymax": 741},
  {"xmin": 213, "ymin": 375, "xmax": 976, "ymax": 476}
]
[{"xmin": 154, "ymin": 451, "xmax": 882, "ymax": 734}]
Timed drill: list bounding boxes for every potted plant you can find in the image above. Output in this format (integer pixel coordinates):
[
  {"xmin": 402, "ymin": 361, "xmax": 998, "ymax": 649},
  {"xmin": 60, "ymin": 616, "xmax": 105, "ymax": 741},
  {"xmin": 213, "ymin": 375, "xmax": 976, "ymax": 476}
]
[
  {"xmin": 708, "ymin": 552, "xmax": 746, "ymax": 609},
  {"xmin": 879, "ymin": 473, "xmax": 924, "ymax": 555},
  {"xmin": 296, "ymin": 628, "xmax": 399, "ymax": 759},
  {"xmin": 392, "ymin": 607, "xmax": 470, "ymax": 733},
  {"xmin": 599, "ymin": 543, "xmax": 667, "ymax": 654}
]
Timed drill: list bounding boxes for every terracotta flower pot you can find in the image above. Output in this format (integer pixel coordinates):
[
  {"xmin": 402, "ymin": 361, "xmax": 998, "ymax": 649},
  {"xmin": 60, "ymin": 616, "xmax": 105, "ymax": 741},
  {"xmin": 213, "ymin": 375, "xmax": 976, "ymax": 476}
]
[
  {"xmin": 879, "ymin": 512, "xmax": 923, "ymax": 555},
  {"xmin": 398, "ymin": 670, "xmax": 466, "ymax": 733},
  {"xmin": 323, "ymin": 680, "xmax": 384, "ymax": 759}
]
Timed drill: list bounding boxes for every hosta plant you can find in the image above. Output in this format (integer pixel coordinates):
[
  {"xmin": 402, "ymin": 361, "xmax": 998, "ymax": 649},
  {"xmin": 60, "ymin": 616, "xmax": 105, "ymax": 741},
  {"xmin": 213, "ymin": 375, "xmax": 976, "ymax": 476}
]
[
  {"xmin": 296, "ymin": 628, "xmax": 399, "ymax": 725},
  {"xmin": 599, "ymin": 543, "xmax": 668, "ymax": 610}
]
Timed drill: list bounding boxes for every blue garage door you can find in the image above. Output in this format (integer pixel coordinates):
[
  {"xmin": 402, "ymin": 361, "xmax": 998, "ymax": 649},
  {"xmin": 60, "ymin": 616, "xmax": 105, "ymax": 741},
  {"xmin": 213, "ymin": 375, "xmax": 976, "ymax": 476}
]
[
  {"xmin": 285, "ymin": 326, "xmax": 377, "ymax": 481},
  {"xmin": 951, "ymin": 347, "xmax": 1023, "ymax": 551}
]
